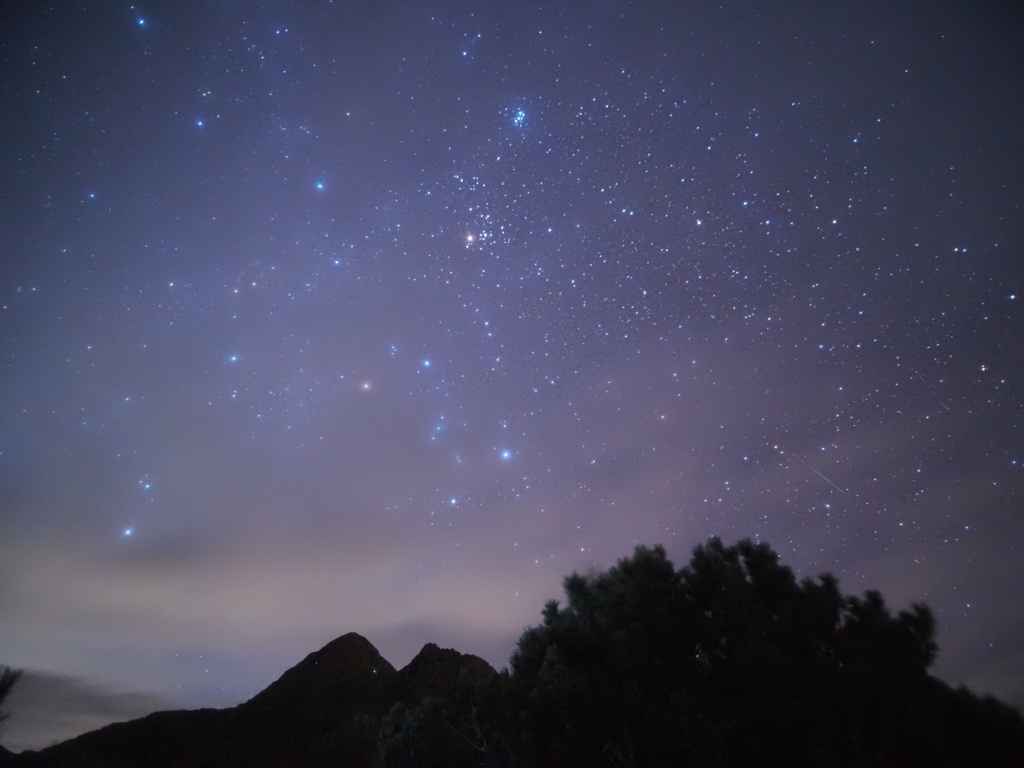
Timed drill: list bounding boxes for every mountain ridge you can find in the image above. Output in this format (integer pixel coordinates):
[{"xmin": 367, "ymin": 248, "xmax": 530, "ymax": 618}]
[
  {"xmin": 8, "ymin": 633, "xmax": 494, "ymax": 768},
  {"xmin": 5, "ymin": 540, "xmax": 1024, "ymax": 767}
]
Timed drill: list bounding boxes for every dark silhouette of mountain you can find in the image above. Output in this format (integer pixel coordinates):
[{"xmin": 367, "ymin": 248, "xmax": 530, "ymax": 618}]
[
  {"xmin": 7, "ymin": 539, "xmax": 1024, "ymax": 767},
  {"xmin": 12, "ymin": 634, "xmax": 494, "ymax": 768},
  {"xmin": 394, "ymin": 642, "xmax": 495, "ymax": 704},
  {"xmin": 234, "ymin": 632, "xmax": 398, "ymax": 765}
]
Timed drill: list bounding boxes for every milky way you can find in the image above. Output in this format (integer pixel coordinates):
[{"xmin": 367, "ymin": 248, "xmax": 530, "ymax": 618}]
[{"xmin": 1, "ymin": 0, "xmax": 1022, "ymax": 750}]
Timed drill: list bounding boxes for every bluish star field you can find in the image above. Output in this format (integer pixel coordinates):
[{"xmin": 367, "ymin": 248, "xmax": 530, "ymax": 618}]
[{"xmin": 1, "ymin": 0, "xmax": 1022, "ymax": 751}]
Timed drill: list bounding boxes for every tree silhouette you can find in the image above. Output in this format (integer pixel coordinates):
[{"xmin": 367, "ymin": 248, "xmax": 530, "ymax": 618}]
[
  {"xmin": 506, "ymin": 539, "xmax": 1024, "ymax": 767},
  {"xmin": 9, "ymin": 541, "xmax": 1023, "ymax": 767},
  {"xmin": 0, "ymin": 665, "xmax": 22, "ymax": 728}
]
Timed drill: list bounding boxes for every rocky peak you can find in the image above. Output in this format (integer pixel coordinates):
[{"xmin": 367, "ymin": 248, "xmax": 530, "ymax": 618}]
[
  {"xmin": 396, "ymin": 642, "xmax": 496, "ymax": 703},
  {"xmin": 241, "ymin": 632, "xmax": 396, "ymax": 721}
]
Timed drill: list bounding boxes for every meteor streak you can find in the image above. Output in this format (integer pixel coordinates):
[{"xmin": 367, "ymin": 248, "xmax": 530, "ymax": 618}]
[
  {"xmin": 790, "ymin": 452, "xmax": 847, "ymax": 494},
  {"xmin": 910, "ymin": 365, "xmax": 951, "ymax": 412}
]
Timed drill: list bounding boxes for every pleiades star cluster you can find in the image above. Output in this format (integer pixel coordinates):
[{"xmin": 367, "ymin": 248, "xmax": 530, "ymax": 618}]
[{"xmin": 1, "ymin": 0, "xmax": 1021, "ymax": 750}]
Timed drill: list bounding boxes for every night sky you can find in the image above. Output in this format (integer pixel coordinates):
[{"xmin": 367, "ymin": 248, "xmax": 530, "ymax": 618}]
[{"xmin": 2, "ymin": 0, "xmax": 1023, "ymax": 751}]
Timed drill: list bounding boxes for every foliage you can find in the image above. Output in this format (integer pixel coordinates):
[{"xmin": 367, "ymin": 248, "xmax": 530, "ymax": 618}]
[
  {"xmin": 371, "ymin": 667, "xmax": 514, "ymax": 768},
  {"xmin": 504, "ymin": 539, "xmax": 1023, "ymax": 767},
  {"xmin": 0, "ymin": 666, "xmax": 21, "ymax": 727},
  {"xmin": 12, "ymin": 541, "xmax": 1024, "ymax": 767}
]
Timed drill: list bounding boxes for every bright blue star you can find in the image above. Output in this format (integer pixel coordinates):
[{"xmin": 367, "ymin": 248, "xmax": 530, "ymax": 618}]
[
  {"xmin": 422, "ymin": 359, "xmax": 431, "ymax": 368},
  {"xmin": 123, "ymin": 528, "xmax": 133, "ymax": 537},
  {"xmin": 196, "ymin": 119, "xmax": 204, "ymax": 127},
  {"xmin": 450, "ymin": 498, "xmax": 457, "ymax": 505},
  {"xmin": 229, "ymin": 355, "xmax": 239, "ymax": 362},
  {"xmin": 315, "ymin": 181, "xmax": 325, "ymax": 191},
  {"xmin": 137, "ymin": 18, "xmax": 146, "ymax": 26},
  {"xmin": 500, "ymin": 449, "xmax": 513, "ymax": 461}
]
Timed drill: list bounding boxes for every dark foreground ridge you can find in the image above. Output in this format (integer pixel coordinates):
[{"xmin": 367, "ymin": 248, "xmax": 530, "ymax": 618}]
[
  {"xmin": 4, "ymin": 539, "xmax": 1024, "ymax": 767},
  {"xmin": 7, "ymin": 634, "xmax": 498, "ymax": 768}
]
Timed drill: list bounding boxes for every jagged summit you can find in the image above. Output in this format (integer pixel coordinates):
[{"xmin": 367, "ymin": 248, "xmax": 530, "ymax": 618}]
[
  {"xmin": 402, "ymin": 641, "xmax": 494, "ymax": 678},
  {"xmin": 10, "ymin": 541, "xmax": 1024, "ymax": 767},
  {"xmin": 10, "ymin": 633, "xmax": 496, "ymax": 768},
  {"xmin": 243, "ymin": 631, "xmax": 397, "ymax": 714},
  {"xmin": 397, "ymin": 642, "xmax": 496, "ymax": 703}
]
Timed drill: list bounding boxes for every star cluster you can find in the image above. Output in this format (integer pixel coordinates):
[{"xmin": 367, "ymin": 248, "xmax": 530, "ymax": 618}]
[{"xmin": 1, "ymin": 0, "xmax": 1022, "ymax": 750}]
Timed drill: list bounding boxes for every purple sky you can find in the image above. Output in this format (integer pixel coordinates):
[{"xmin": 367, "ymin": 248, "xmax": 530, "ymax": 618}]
[{"xmin": 1, "ymin": 0, "xmax": 1022, "ymax": 751}]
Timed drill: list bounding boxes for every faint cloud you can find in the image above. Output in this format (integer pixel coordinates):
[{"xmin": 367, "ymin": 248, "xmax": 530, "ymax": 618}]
[{"xmin": 2, "ymin": 671, "xmax": 179, "ymax": 753}]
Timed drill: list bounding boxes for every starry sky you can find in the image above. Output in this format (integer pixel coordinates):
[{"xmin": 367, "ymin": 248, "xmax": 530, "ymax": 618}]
[{"xmin": 1, "ymin": 0, "xmax": 1023, "ymax": 751}]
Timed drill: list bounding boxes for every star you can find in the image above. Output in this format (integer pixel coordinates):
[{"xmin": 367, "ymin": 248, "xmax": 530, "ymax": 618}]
[{"xmin": 3, "ymin": 3, "xmax": 1021, "ymax": 746}]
